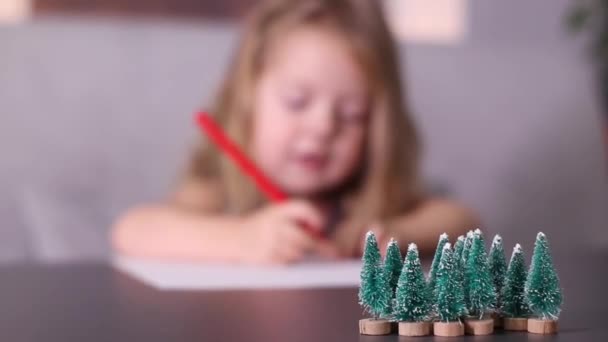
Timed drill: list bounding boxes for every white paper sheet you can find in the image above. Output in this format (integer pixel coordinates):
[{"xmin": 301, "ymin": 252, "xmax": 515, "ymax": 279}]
[{"xmin": 113, "ymin": 256, "xmax": 362, "ymax": 290}]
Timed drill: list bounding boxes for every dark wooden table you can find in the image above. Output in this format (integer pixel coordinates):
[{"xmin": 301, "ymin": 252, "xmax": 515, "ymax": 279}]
[{"xmin": 1, "ymin": 250, "xmax": 607, "ymax": 342}]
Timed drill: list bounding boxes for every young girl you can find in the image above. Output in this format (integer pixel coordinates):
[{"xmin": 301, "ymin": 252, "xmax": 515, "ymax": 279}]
[{"xmin": 112, "ymin": 0, "xmax": 477, "ymax": 264}]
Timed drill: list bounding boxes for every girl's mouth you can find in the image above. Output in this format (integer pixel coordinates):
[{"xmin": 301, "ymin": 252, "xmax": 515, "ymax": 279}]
[{"xmin": 293, "ymin": 153, "xmax": 329, "ymax": 171}]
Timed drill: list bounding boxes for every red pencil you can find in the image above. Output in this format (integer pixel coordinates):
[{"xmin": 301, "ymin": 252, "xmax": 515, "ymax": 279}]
[{"xmin": 195, "ymin": 112, "xmax": 324, "ymax": 240}]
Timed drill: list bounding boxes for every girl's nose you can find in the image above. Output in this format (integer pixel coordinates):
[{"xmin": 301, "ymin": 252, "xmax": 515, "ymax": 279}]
[{"xmin": 305, "ymin": 106, "xmax": 337, "ymax": 140}]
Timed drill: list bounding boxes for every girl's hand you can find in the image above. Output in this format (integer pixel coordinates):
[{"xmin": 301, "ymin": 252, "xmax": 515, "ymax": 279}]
[{"xmin": 236, "ymin": 200, "xmax": 338, "ymax": 265}]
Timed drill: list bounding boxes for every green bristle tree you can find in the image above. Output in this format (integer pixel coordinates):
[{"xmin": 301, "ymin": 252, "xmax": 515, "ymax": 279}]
[
  {"xmin": 525, "ymin": 232, "xmax": 562, "ymax": 320},
  {"xmin": 462, "ymin": 230, "xmax": 474, "ymax": 264},
  {"xmin": 382, "ymin": 239, "xmax": 403, "ymax": 318},
  {"xmin": 359, "ymin": 231, "xmax": 391, "ymax": 319},
  {"xmin": 393, "ymin": 243, "xmax": 431, "ymax": 322},
  {"xmin": 428, "ymin": 233, "xmax": 449, "ymax": 297},
  {"xmin": 465, "ymin": 229, "xmax": 497, "ymax": 318},
  {"xmin": 452, "ymin": 235, "xmax": 466, "ymax": 290},
  {"xmin": 435, "ymin": 243, "xmax": 468, "ymax": 322},
  {"xmin": 488, "ymin": 235, "xmax": 508, "ymax": 310},
  {"xmin": 501, "ymin": 244, "xmax": 530, "ymax": 318},
  {"xmin": 454, "ymin": 235, "xmax": 466, "ymax": 263}
]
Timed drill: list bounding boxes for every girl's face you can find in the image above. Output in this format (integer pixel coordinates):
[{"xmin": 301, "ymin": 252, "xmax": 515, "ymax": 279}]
[{"xmin": 252, "ymin": 27, "xmax": 370, "ymax": 197}]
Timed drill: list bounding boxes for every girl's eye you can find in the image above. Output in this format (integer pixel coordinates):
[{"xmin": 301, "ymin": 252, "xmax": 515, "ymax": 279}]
[
  {"xmin": 282, "ymin": 91, "xmax": 310, "ymax": 112},
  {"xmin": 338, "ymin": 102, "xmax": 369, "ymax": 123}
]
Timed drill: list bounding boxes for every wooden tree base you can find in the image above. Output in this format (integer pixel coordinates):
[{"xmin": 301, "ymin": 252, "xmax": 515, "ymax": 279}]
[
  {"xmin": 359, "ymin": 318, "xmax": 391, "ymax": 335},
  {"xmin": 464, "ymin": 318, "xmax": 494, "ymax": 335},
  {"xmin": 398, "ymin": 321, "xmax": 432, "ymax": 336},
  {"xmin": 491, "ymin": 312, "xmax": 503, "ymax": 328},
  {"xmin": 527, "ymin": 318, "xmax": 558, "ymax": 334},
  {"xmin": 503, "ymin": 317, "xmax": 528, "ymax": 331},
  {"xmin": 434, "ymin": 321, "xmax": 464, "ymax": 337}
]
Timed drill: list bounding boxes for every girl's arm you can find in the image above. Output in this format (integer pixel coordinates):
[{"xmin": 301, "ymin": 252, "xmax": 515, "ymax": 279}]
[
  {"xmin": 111, "ymin": 179, "xmax": 334, "ymax": 263},
  {"xmin": 112, "ymin": 205, "xmax": 245, "ymax": 262},
  {"xmin": 386, "ymin": 198, "xmax": 479, "ymax": 256},
  {"xmin": 111, "ymin": 179, "xmax": 244, "ymax": 262}
]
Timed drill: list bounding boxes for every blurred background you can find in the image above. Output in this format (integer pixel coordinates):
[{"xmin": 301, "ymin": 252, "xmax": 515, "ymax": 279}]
[{"xmin": 0, "ymin": 0, "xmax": 606, "ymax": 263}]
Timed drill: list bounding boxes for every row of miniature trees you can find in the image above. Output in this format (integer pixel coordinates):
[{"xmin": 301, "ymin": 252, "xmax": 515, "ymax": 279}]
[{"xmin": 358, "ymin": 229, "xmax": 562, "ymax": 337}]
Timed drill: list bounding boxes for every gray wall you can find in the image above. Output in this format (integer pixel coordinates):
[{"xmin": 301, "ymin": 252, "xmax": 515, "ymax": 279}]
[{"xmin": 0, "ymin": 0, "xmax": 606, "ymax": 262}]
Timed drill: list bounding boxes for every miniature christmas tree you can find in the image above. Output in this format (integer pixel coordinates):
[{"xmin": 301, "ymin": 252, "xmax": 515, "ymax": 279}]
[
  {"xmin": 525, "ymin": 232, "xmax": 562, "ymax": 320},
  {"xmin": 428, "ymin": 233, "xmax": 449, "ymax": 296},
  {"xmin": 452, "ymin": 235, "xmax": 466, "ymax": 289},
  {"xmin": 435, "ymin": 243, "xmax": 467, "ymax": 322},
  {"xmin": 461, "ymin": 230, "xmax": 474, "ymax": 265},
  {"xmin": 359, "ymin": 231, "xmax": 391, "ymax": 319},
  {"xmin": 394, "ymin": 243, "xmax": 431, "ymax": 322},
  {"xmin": 461, "ymin": 231, "xmax": 474, "ymax": 307},
  {"xmin": 464, "ymin": 229, "xmax": 497, "ymax": 318},
  {"xmin": 453, "ymin": 235, "xmax": 465, "ymax": 263},
  {"xmin": 501, "ymin": 244, "xmax": 530, "ymax": 318},
  {"xmin": 382, "ymin": 239, "xmax": 403, "ymax": 317},
  {"xmin": 488, "ymin": 235, "xmax": 508, "ymax": 309}
]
